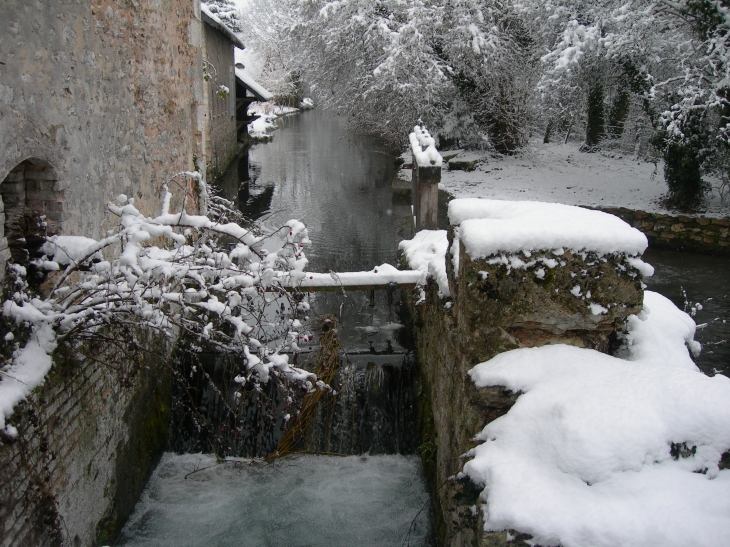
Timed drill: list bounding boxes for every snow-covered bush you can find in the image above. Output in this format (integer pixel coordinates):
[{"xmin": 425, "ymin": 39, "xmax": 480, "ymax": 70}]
[{"xmin": 0, "ymin": 172, "xmax": 315, "ymax": 440}]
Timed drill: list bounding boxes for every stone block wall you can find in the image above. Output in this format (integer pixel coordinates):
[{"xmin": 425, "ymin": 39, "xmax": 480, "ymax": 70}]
[
  {"xmin": 0, "ymin": 1, "xmax": 206, "ymax": 544},
  {"xmin": 0, "ymin": 336, "xmax": 171, "ymax": 547},
  {"xmin": 407, "ymin": 232, "xmax": 646, "ymax": 546},
  {"xmin": 0, "ymin": 0, "xmax": 206, "ymax": 242},
  {"xmin": 595, "ymin": 207, "xmax": 730, "ymax": 254}
]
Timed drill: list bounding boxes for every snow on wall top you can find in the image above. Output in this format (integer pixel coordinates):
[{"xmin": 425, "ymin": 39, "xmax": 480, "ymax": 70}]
[
  {"xmin": 409, "ymin": 125, "xmax": 443, "ymax": 168},
  {"xmin": 201, "ymin": 5, "xmax": 245, "ymax": 50},
  {"xmin": 465, "ymin": 291, "xmax": 730, "ymax": 547},
  {"xmin": 448, "ymin": 198, "xmax": 648, "ymax": 258},
  {"xmin": 235, "ymin": 67, "xmax": 274, "ymax": 102},
  {"xmin": 398, "ymin": 230, "xmax": 450, "ymax": 298}
]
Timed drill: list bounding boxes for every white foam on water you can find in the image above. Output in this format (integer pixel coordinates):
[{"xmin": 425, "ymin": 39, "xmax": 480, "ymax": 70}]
[{"xmin": 118, "ymin": 453, "xmax": 431, "ymax": 547}]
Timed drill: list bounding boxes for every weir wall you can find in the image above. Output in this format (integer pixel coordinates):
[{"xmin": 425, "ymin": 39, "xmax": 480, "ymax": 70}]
[
  {"xmin": 593, "ymin": 207, "xmax": 730, "ymax": 255},
  {"xmin": 407, "ymin": 230, "xmax": 646, "ymax": 546}
]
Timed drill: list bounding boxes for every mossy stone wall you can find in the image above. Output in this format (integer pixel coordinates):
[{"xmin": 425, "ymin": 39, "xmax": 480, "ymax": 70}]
[
  {"xmin": 408, "ymin": 231, "xmax": 645, "ymax": 546},
  {"xmin": 0, "ymin": 334, "xmax": 171, "ymax": 547}
]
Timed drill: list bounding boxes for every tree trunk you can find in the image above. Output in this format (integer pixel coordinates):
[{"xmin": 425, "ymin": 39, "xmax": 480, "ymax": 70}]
[
  {"xmin": 584, "ymin": 80, "xmax": 605, "ymax": 149},
  {"xmin": 543, "ymin": 120, "xmax": 553, "ymax": 144},
  {"xmin": 608, "ymin": 90, "xmax": 630, "ymax": 139}
]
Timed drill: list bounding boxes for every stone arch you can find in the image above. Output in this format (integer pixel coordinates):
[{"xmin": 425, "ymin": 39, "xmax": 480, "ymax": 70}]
[{"xmin": 0, "ymin": 158, "xmax": 64, "ymax": 271}]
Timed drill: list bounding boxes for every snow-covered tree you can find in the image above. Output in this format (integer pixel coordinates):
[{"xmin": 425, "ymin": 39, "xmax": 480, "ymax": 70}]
[{"xmin": 0, "ymin": 173, "xmax": 317, "ymax": 442}]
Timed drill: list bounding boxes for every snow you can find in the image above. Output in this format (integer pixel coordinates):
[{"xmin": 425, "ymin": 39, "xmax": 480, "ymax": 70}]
[
  {"xmin": 247, "ymin": 102, "xmax": 301, "ymax": 139},
  {"xmin": 448, "ymin": 198, "xmax": 649, "ymax": 259},
  {"xmin": 235, "ymin": 66, "xmax": 273, "ymax": 102},
  {"xmin": 439, "ymin": 141, "xmax": 730, "ymax": 218},
  {"xmin": 40, "ymin": 235, "xmax": 101, "ymax": 265},
  {"xmin": 410, "ymin": 125, "xmax": 443, "ymax": 168},
  {"xmin": 464, "ymin": 291, "xmax": 730, "ymax": 547},
  {"xmin": 200, "ymin": 4, "xmax": 245, "ymax": 49},
  {"xmin": 0, "ymin": 324, "xmax": 56, "ymax": 436},
  {"xmin": 398, "ymin": 230, "xmax": 450, "ymax": 298},
  {"xmin": 281, "ymin": 263, "xmax": 421, "ymax": 289}
]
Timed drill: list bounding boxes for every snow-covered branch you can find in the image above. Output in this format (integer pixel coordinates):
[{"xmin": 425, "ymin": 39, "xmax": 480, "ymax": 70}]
[{"xmin": 0, "ymin": 175, "xmax": 317, "ymax": 437}]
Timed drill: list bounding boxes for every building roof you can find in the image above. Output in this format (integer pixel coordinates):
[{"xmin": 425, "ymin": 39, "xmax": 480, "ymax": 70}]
[
  {"xmin": 235, "ymin": 67, "xmax": 274, "ymax": 102},
  {"xmin": 201, "ymin": 5, "xmax": 245, "ymax": 50}
]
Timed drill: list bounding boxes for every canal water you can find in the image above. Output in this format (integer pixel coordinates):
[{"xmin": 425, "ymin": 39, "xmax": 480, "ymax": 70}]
[
  {"xmin": 218, "ymin": 111, "xmax": 416, "ymax": 352},
  {"xmin": 118, "ymin": 111, "xmax": 432, "ymax": 547},
  {"xmin": 642, "ymin": 248, "xmax": 730, "ymax": 377}
]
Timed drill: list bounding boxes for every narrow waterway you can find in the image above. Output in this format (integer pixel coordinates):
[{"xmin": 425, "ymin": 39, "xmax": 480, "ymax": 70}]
[
  {"xmin": 218, "ymin": 111, "xmax": 416, "ymax": 352},
  {"xmin": 119, "ymin": 110, "xmax": 729, "ymax": 547},
  {"xmin": 119, "ymin": 111, "xmax": 432, "ymax": 547}
]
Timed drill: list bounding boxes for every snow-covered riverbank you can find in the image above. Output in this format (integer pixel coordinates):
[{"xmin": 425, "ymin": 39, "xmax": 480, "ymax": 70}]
[
  {"xmin": 401, "ymin": 141, "xmax": 730, "ymax": 218},
  {"xmin": 247, "ymin": 99, "xmax": 314, "ymax": 140}
]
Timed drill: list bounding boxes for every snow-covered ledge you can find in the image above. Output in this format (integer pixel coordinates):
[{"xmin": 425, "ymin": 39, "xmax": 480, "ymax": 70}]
[{"xmin": 400, "ymin": 198, "xmax": 675, "ymax": 547}]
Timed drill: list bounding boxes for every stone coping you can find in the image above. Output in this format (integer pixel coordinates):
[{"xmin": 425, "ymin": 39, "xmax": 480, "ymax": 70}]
[{"xmin": 591, "ymin": 207, "xmax": 730, "ymax": 255}]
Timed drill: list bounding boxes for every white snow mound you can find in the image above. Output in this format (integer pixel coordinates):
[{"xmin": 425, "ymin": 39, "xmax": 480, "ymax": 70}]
[
  {"xmin": 449, "ymin": 198, "xmax": 648, "ymax": 258},
  {"xmin": 398, "ymin": 230, "xmax": 450, "ymax": 298},
  {"xmin": 465, "ymin": 291, "xmax": 730, "ymax": 547}
]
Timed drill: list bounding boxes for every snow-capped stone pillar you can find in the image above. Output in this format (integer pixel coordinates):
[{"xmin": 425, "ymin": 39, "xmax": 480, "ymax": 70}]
[
  {"xmin": 401, "ymin": 198, "xmax": 654, "ymax": 547},
  {"xmin": 409, "ymin": 125, "xmax": 442, "ymax": 230}
]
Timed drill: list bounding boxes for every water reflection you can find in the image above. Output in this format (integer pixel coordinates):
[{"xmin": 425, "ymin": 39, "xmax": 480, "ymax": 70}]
[{"xmin": 217, "ymin": 112, "xmax": 415, "ymax": 351}]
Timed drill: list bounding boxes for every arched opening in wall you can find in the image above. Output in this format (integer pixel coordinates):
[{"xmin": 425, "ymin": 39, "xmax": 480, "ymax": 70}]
[{"xmin": 0, "ymin": 159, "xmax": 63, "ymax": 271}]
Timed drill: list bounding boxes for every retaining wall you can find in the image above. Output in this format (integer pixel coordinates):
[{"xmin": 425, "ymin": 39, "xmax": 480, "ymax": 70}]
[
  {"xmin": 406, "ymin": 231, "xmax": 646, "ymax": 546},
  {"xmin": 595, "ymin": 207, "xmax": 730, "ymax": 254},
  {"xmin": 0, "ymin": 333, "xmax": 171, "ymax": 547}
]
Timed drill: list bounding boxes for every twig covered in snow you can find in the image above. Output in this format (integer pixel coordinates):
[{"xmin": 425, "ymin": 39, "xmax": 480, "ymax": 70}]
[{"xmin": 0, "ymin": 174, "xmax": 317, "ymax": 438}]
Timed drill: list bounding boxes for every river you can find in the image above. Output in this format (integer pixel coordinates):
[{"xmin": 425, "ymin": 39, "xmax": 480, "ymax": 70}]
[{"xmin": 118, "ymin": 111, "xmax": 432, "ymax": 547}]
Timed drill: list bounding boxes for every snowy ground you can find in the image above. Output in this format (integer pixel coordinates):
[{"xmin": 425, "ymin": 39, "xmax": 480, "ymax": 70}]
[
  {"xmin": 401, "ymin": 141, "xmax": 730, "ymax": 217},
  {"xmin": 247, "ymin": 100, "xmax": 314, "ymax": 139}
]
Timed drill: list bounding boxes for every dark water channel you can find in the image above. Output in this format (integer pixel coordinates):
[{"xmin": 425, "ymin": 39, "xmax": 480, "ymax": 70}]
[
  {"xmin": 218, "ymin": 111, "xmax": 417, "ymax": 352},
  {"xmin": 642, "ymin": 248, "xmax": 730, "ymax": 377},
  {"xmin": 118, "ymin": 112, "xmax": 432, "ymax": 547}
]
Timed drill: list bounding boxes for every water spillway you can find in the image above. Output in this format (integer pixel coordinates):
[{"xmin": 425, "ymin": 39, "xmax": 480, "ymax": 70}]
[{"xmin": 120, "ymin": 111, "xmax": 433, "ymax": 546}]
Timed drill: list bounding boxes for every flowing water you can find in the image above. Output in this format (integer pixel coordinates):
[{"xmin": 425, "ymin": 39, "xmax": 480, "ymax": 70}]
[
  {"xmin": 117, "ymin": 453, "xmax": 431, "ymax": 547},
  {"xmin": 642, "ymin": 248, "xmax": 730, "ymax": 377},
  {"xmin": 120, "ymin": 112, "xmax": 432, "ymax": 546}
]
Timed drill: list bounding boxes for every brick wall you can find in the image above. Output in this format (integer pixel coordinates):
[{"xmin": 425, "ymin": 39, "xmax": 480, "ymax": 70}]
[{"xmin": 0, "ymin": 334, "xmax": 171, "ymax": 547}]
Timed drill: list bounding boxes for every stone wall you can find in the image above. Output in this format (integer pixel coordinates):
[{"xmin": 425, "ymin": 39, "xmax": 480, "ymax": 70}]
[
  {"xmin": 0, "ymin": 333, "xmax": 171, "ymax": 547},
  {"xmin": 0, "ymin": 0, "xmax": 206, "ymax": 242},
  {"xmin": 595, "ymin": 207, "xmax": 730, "ymax": 254},
  {"xmin": 0, "ymin": 1, "xmax": 207, "ymax": 544},
  {"xmin": 407, "ymin": 232, "xmax": 645, "ymax": 546}
]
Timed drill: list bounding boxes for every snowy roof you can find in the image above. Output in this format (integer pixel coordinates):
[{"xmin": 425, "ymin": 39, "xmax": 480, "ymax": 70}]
[
  {"xmin": 235, "ymin": 67, "xmax": 274, "ymax": 101},
  {"xmin": 448, "ymin": 198, "xmax": 648, "ymax": 257},
  {"xmin": 201, "ymin": 5, "xmax": 245, "ymax": 50}
]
